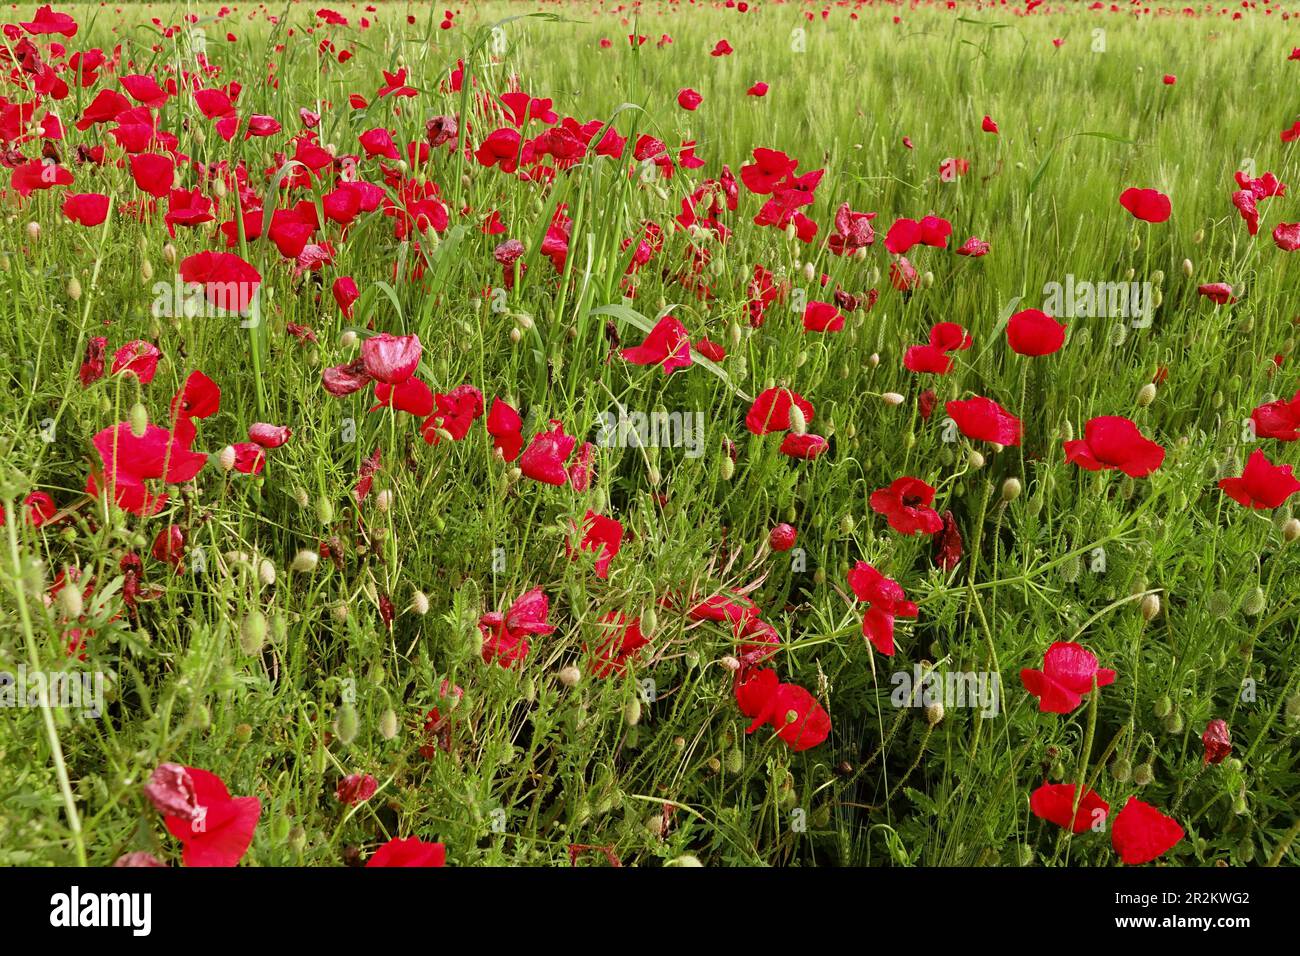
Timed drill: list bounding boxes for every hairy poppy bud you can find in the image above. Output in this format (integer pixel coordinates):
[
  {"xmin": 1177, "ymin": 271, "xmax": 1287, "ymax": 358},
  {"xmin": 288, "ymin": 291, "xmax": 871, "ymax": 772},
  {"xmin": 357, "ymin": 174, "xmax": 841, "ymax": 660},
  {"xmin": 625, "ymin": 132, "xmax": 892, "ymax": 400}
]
[
  {"xmin": 1133, "ymin": 762, "xmax": 1155, "ymax": 786},
  {"xmin": 1001, "ymin": 477, "xmax": 1022, "ymax": 502},
  {"xmin": 291, "ymin": 550, "xmax": 319, "ymax": 573},
  {"xmin": 410, "ymin": 590, "xmax": 429, "ymax": 615},
  {"xmin": 925, "ymin": 701, "xmax": 945, "ymax": 725},
  {"xmin": 379, "ymin": 707, "xmax": 399, "ymax": 740},
  {"xmin": 1284, "ymin": 518, "xmax": 1300, "ymax": 543},
  {"xmin": 880, "ymin": 391, "xmax": 904, "ymax": 406},
  {"xmin": 239, "ymin": 610, "xmax": 267, "ymax": 654},
  {"xmin": 217, "ymin": 444, "xmax": 237, "ymax": 471},
  {"xmin": 719, "ymin": 454, "xmax": 735, "ymax": 480},
  {"xmin": 623, "ymin": 695, "xmax": 642, "ymax": 726},
  {"xmin": 315, "ymin": 498, "xmax": 334, "ymax": 525},
  {"xmin": 1242, "ymin": 587, "xmax": 1266, "ymax": 617},
  {"xmin": 1153, "ymin": 695, "xmax": 1173, "ymax": 718},
  {"xmin": 1141, "ymin": 593, "xmax": 1161, "ymax": 621},
  {"xmin": 1137, "ymin": 383, "xmax": 1157, "ymax": 407},
  {"xmin": 642, "ymin": 606, "xmax": 658, "ymax": 637},
  {"xmin": 258, "ymin": 559, "xmax": 276, "ymax": 586},
  {"xmin": 67, "ymin": 276, "xmax": 82, "ymax": 300},
  {"xmin": 374, "ymin": 489, "xmax": 393, "ymax": 512},
  {"xmin": 58, "ymin": 579, "xmax": 83, "ymax": 620},
  {"xmin": 25, "ymin": 221, "xmax": 39, "ymax": 241},
  {"xmin": 788, "ymin": 405, "xmax": 807, "ymax": 435},
  {"xmin": 128, "ymin": 402, "xmax": 149, "ymax": 438},
  {"xmin": 334, "ymin": 702, "xmax": 359, "ymax": 745},
  {"xmin": 558, "ymin": 665, "xmax": 581, "ymax": 688}
]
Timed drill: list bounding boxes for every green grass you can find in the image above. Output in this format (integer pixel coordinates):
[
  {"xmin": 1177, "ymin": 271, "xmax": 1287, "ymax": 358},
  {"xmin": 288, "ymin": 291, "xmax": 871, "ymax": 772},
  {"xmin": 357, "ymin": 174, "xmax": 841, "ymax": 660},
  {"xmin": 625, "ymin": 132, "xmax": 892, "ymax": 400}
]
[{"xmin": 1, "ymin": 0, "xmax": 1299, "ymax": 867}]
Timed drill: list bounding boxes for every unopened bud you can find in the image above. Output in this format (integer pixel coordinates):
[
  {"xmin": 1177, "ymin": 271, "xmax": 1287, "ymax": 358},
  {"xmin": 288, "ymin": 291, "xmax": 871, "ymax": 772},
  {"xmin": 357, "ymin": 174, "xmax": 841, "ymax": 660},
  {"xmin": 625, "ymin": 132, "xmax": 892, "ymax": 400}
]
[
  {"xmin": 291, "ymin": 550, "xmax": 319, "ymax": 573},
  {"xmin": 1001, "ymin": 477, "xmax": 1022, "ymax": 502}
]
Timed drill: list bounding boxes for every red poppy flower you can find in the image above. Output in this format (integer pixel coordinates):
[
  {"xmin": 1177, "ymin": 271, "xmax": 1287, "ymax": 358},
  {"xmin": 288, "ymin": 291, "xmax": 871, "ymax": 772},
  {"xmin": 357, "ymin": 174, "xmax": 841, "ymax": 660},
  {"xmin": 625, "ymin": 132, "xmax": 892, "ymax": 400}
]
[
  {"xmin": 945, "ymin": 396, "xmax": 1022, "ymax": 446},
  {"xmin": 519, "ymin": 420, "xmax": 577, "ymax": 485},
  {"xmin": 1197, "ymin": 282, "xmax": 1236, "ymax": 305},
  {"xmin": 111, "ymin": 340, "xmax": 161, "ymax": 383},
  {"xmin": 373, "ymin": 378, "xmax": 434, "ymax": 417},
  {"xmin": 586, "ymin": 612, "xmax": 649, "ymax": 678},
  {"xmin": 740, "ymin": 147, "xmax": 798, "ymax": 195},
  {"xmin": 746, "ymin": 387, "xmax": 814, "ymax": 435},
  {"xmin": 803, "ymin": 300, "xmax": 845, "ymax": 333},
  {"xmin": 769, "ymin": 523, "xmax": 797, "ymax": 552},
  {"xmin": 157, "ymin": 766, "xmax": 261, "ymax": 867},
  {"xmin": 884, "ymin": 215, "xmax": 951, "ymax": 254},
  {"xmin": 1029, "ymin": 782, "xmax": 1110, "ymax": 833},
  {"xmin": 1274, "ymin": 222, "xmax": 1300, "ymax": 251},
  {"xmin": 981, "ymin": 114, "xmax": 998, "ymax": 134},
  {"xmin": 779, "ymin": 433, "xmax": 828, "ymax": 459},
  {"xmin": 1007, "ymin": 309, "xmax": 1066, "ymax": 356},
  {"xmin": 129, "ymin": 152, "xmax": 174, "ymax": 198},
  {"xmin": 21, "ymin": 5, "xmax": 79, "ymax": 37},
  {"xmin": 486, "ymin": 397, "xmax": 524, "ymax": 461},
  {"xmin": 79, "ymin": 336, "xmax": 108, "ymax": 387},
  {"xmin": 676, "ymin": 88, "xmax": 702, "ymax": 111},
  {"xmin": 570, "ymin": 511, "xmax": 623, "ymax": 579},
  {"xmin": 332, "ymin": 276, "xmax": 359, "ymax": 318},
  {"xmin": 933, "ymin": 510, "xmax": 963, "ymax": 571},
  {"xmin": 62, "ymin": 191, "xmax": 109, "ymax": 226},
  {"xmin": 747, "ymin": 81, "xmax": 768, "ymax": 96},
  {"xmin": 178, "ymin": 251, "xmax": 261, "ymax": 314},
  {"xmin": 421, "ymin": 384, "xmax": 485, "ymax": 443},
  {"xmin": 1020, "ymin": 641, "xmax": 1116, "ymax": 714},
  {"xmin": 1119, "ymin": 187, "xmax": 1171, "ymax": 223},
  {"xmin": 336, "ymin": 773, "xmax": 378, "ymax": 806},
  {"xmin": 361, "ymin": 333, "xmax": 421, "ymax": 384},
  {"xmin": 248, "ymin": 423, "xmax": 291, "ymax": 449},
  {"xmin": 87, "ymin": 423, "xmax": 207, "ymax": 515},
  {"xmin": 694, "ymin": 337, "xmax": 726, "ymax": 362},
  {"xmin": 1250, "ymin": 389, "xmax": 1300, "ymax": 440},
  {"xmin": 366, "ymin": 836, "xmax": 446, "ymax": 867},
  {"xmin": 827, "ymin": 202, "xmax": 876, "ymax": 256},
  {"xmin": 151, "ymin": 525, "xmax": 185, "ymax": 566},
  {"xmin": 711, "ymin": 39, "xmax": 733, "ymax": 56},
  {"xmin": 846, "ymin": 561, "xmax": 917, "ymax": 656},
  {"xmin": 1111, "ymin": 797, "xmax": 1183, "ymax": 865},
  {"xmin": 621, "ymin": 315, "xmax": 693, "ymax": 374},
  {"xmin": 734, "ymin": 668, "xmax": 831, "ymax": 752},
  {"xmin": 1064, "ymin": 416, "xmax": 1164, "ymax": 478},
  {"xmin": 956, "ymin": 236, "xmax": 990, "ymax": 257},
  {"xmin": 870, "ymin": 476, "xmax": 944, "ymax": 535},
  {"xmin": 1218, "ymin": 448, "xmax": 1300, "ymax": 509},
  {"xmin": 480, "ymin": 587, "xmax": 554, "ymax": 667}
]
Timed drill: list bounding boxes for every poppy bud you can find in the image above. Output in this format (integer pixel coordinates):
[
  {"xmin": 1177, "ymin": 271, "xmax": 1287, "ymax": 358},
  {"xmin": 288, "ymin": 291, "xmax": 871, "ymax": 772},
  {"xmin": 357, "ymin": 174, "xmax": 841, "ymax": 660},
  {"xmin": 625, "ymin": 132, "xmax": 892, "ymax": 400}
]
[
  {"xmin": 813, "ymin": 567, "xmax": 826, "ymax": 585},
  {"xmin": 258, "ymin": 559, "xmax": 276, "ymax": 586},
  {"xmin": 1141, "ymin": 593, "xmax": 1161, "ymax": 621},
  {"xmin": 1243, "ymin": 586, "xmax": 1265, "ymax": 617},
  {"xmin": 379, "ymin": 707, "xmax": 399, "ymax": 740},
  {"xmin": 1133, "ymin": 762, "xmax": 1155, "ymax": 786},
  {"xmin": 839, "ymin": 514, "xmax": 855, "ymax": 535},
  {"xmin": 374, "ymin": 489, "xmax": 393, "ymax": 512},
  {"xmin": 719, "ymin": 454, "xmax": 735, "ymax": 480},
  {"xmin": 217, "ymin": 444, "xmax": 237, "ymax": 471},
  {"xmin": 1284, "ymin": 518, "xmax": 1300, "ymax": 543},
  {"xmin": 802, "ymin": 261, "xmax": 815, "ymax": 283},
  {"xmin": 868, "ymin": 353, "xmax": 880, "ymax": 368},
  {"xmin": 315, "ymin": 498, "xmax": 334, "ymax": 524},
  {"xmin": 1162, "ymin": 710, "xmax": 1184, "ymax": 734},
  {"xmin": 162, "ymin": 241, "xmax": 176, "ymax": 265},
  {"xmin": 788, "ymin": 405, "xmax": 807, "ymax": 434},
  {"xmin": 334, "ymin": 702, "xmax": 359, "ymax": 745},
  {"xmin": 667, "ymin": 854, "xmax": 703, "ymax": 867},
  {"xmin": 623, "ymin": 695, "xmax": 642, "ymax": 726},
  {"xmin": 1137, "ymin": 383, "xmax": 1157, "ymax": 407},
  {"xmin": 1001, "ymin": 477, "xmax": 1022, "ymax": 502},
  {"xmin": 67, "ymin": 276, "xmax": 82, "ymax": 300},
  {"xmin": 724, "ymin": 748, "xmax": 743, "ymax": 773},
  {"xmin": 784, "ymin": 222, "xmax": 797, "ymax": 241},
  {"xmin": 558, "ymin": 665, "xmax": 581, "ymax": 688},
  {"xmin": 291, "ymin": 550, "xmax": 319, "ymax": 573},
  {"xmin": 1193, "ymin": 228, "xmax": 1204, "ymax": 245},
  {"xmin": 642, "ymin": 605, "xmax": 658, "ymax": 636},
  {"xmin": 410, "ymin": 590, "xmax": 430, "ymax": 615},
  {"xmin": 25, "ymin": 221, "xmax": 39, "ymax": 241},
  {"xmin": 1110, "ymin": 756, "xmax": 1132, "ymax": 782},
  {"xmin": 925, "ymin": 701, "xmax": 945, "ymax": 725},
  {"xmin": 880, "ymin": 391, "xmax": 904, "ymax": 406},
  {"xmin": 293, "ymin": 486, "xmax": 310, "ymax": 507},
  {"xmin": 128, "ymin": 402, "xmax": 149, "ymax": 438},
  {"xmin": 1153, "ymin": 695, "xmax": 1173, "ymax": 718},
  {"xmin": 922, "ymin": 271, "xmax": 934, "ymax": 288},
  {"xmin": 720, "ymin": 655, "xmax": 740, "ymax": 671},
  {"xmin": 58, "ymin": 578, "xmax": 83, "ymax": 619},
  {"xmin": 509, "ymin": 327, "xmax": 522, "ymax": 344},
  {"xmin": 239, "ymin": 610, "xmax": 267, "ymax": 654},
  {"xmin": 1181, "ymin": 258, "xmax": 1193, "ymax": 277}
]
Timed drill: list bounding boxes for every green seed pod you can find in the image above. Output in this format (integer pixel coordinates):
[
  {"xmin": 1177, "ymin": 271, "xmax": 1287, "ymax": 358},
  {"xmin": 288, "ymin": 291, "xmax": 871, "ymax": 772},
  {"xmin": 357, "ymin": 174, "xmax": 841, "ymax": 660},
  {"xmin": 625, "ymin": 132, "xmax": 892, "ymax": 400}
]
[
  {"xmin": 1153, "ymin": 695, "xmax": 1173, "ymax": 718},
  {"xmin": 1110, "ymin": 757, "xmax": 1132, "ymax": 783},
  {"xmin": 724, "ymin": 748, "xmax": 743, "ymax": 773},
  {"xmin": 1133, "ymin": 762, "xmax": 1155, "ymax": 786},
  {"xmin": 239, "ymin": 611, "xmax": 267, "ymax": 654},
  {"xmin": 1243, "ymin": 587, "xmax": 1266, "ymax": 616}
]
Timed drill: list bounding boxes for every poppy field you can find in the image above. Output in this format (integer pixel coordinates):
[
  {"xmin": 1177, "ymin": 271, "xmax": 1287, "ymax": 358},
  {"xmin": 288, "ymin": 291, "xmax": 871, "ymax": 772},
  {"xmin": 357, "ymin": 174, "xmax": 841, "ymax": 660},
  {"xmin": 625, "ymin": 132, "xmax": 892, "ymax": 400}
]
[{"xmin": 2, "ymin": 0, "xmax": 1299, "ymax": 872}]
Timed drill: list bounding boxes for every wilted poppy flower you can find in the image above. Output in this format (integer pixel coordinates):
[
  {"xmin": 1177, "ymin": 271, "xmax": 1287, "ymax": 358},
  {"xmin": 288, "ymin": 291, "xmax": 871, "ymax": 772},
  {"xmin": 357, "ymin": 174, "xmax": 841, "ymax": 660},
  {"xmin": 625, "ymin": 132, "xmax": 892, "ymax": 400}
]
[
  {"xmin": 1218, "ymin": 448, "xmax": 1300, "ymax": 509},
  {"xmin": 322, "ymin": 359, "xmax": 371, "ymax": 397},
  {"xmin": 1007, "ymin": 309, "xmax": 1066, "ymax": 356},
  {"xmin": 734, "ymin": 668, "xmax": 831, "ymax": 752},
  {"xmin": 870, "ymin": 476, "xmax": 943, "ymax": 535},
  {"xmin": 846, "ymin": 561, "xmax": 917, "ymax": 656},
  {"xmin": 1274, "ymin": 222, "xmax": 1300, "ymax": 251},
  {"xmin": 1202, "ymin": 719, "xmax": 1232, "ymax": 765},
  {"xmin": 336, "ymin": 773, "xmax": 378, "ymax": 806},
  {"xmin": 248, "ymin": 423, "xmax": 291, "ymax": 449},
  {"xmin": 1020, "ymin": 641, "xmax": 1116, "ymax": 714},
  {"xmin": 157, "ymin": 766, "xmax": 261, "ymax": 867},
  {"xmin": 1250, "ymin": 389, "xmax": 1300, "ymax": 440},
  {"xmin": 570, "ymin": 511, "xmax": 623, "ymax": 579},
  {"xmin": 933, "ymin": 510, "xmax": 963, "ymax": 571},
  {"xmin": 827, "ymin": 202, "xmax": 875, "ymax": 256},
  {"xmin": 621, "ymin": 315, "xmax": 693, "ymax": 374},
  {"xmin": 333, "ymin": 276, "xmax": 360, "ymax": 318},
  {"xmin": 1119, "ymin": 187, "xmax": 1171, "ymax": 223},
  {"xmin": 1111, "ymin": 797, "xmax": 1183, "ymax": 865},
  {"xmin": 366, "ymin": 836, "xmax": 445, "ymax": 867},
  {"xmin": 746, "ymin": 387, "xmax": 813, "ymax": 435},
  {"xmin": 1029, "ymin": 782, "xmax": 1109, "ymax": 833},
  {"xmin": 945, "ymin": 396, "xmax": 1022, "ymax": 446},
  {"xmin": 955, "ymin": 236, "xmax": 990, "ymax": 257},
  {"xmin": 79, "ymin": 337, "xmax": 108, "ymax": 387},
  {"xmin": 480, "ymin": 587, "xmax": 554, "ymax": 667},
  {"xmin": 1064, "ymin": 416, "xmax": 1164, "ymax": 478},
  {"xmin": 769, "ymin": 523, "xmax": 797, "ymax": 552},
  {"xmin": 422, "ymin": 385, "xmax": 485, "ymax": 443}
]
